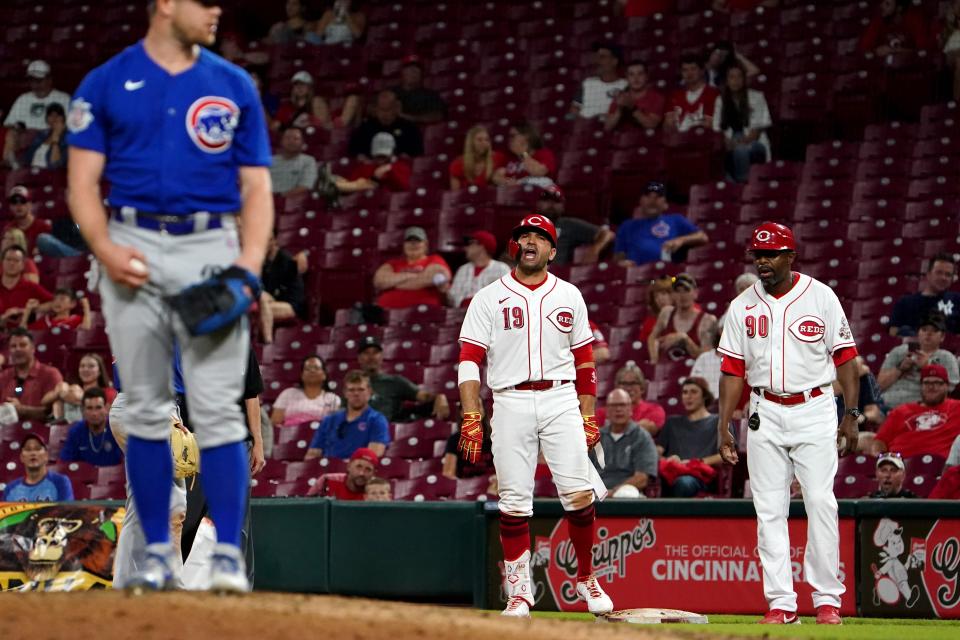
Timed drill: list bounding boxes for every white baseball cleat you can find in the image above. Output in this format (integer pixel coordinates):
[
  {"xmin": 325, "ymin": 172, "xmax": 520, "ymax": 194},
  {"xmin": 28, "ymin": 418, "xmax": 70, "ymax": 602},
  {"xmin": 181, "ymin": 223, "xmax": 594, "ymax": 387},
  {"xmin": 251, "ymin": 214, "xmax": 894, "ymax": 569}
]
[
  {"xmin": 501, "ymin": 550, "xmax": 535, "ymax": 617},
  {"xmin": 126, "ymin": 543, "xmax": 177, "ymax": 594},
  {"xmin": 208, "ymin": 543, "xmax": 250, "ymax": 594},
  {"xmin": 576, "ymin": 575, "xmax": 614, "ymax": 615}
]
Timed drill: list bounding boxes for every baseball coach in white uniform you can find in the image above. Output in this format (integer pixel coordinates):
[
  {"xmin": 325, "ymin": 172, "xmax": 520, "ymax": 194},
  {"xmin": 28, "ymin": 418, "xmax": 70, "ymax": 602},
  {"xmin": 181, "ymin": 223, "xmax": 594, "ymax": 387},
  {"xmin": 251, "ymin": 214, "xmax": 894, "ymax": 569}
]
[{"xmin": 716, "ymin": 222, "xmax": 860, "ymax": 626}]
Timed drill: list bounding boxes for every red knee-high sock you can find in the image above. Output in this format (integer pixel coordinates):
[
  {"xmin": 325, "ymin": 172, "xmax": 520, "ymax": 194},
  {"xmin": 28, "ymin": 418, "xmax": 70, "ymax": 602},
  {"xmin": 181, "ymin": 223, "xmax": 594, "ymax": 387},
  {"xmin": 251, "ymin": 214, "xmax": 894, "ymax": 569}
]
[
  {"xmin": 499, "ymin": 513, "xmax": 530, "ymax": 562},
  {"xmin": 565, "ymin": 503, "xmax": 596, "ymax": 580}
]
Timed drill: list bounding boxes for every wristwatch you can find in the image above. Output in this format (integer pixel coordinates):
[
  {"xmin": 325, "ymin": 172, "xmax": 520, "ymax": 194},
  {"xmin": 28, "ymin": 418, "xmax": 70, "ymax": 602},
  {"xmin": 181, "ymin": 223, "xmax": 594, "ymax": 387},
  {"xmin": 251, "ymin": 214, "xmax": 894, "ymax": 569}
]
[{"xmin": 846, "ymin": 408, "xmax": 863, "ymax": 420}]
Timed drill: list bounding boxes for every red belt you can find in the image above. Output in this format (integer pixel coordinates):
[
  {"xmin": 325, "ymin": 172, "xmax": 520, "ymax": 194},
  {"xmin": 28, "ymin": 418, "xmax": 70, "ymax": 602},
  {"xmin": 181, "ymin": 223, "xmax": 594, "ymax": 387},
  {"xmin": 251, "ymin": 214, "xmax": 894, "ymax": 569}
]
[
  {"xmin": 512, "ymin": 380, "xmax": 572, "ymax": 391},
  {"xmin": 754, "ymin": 386, "xmax": 824, "ymax": 406}
]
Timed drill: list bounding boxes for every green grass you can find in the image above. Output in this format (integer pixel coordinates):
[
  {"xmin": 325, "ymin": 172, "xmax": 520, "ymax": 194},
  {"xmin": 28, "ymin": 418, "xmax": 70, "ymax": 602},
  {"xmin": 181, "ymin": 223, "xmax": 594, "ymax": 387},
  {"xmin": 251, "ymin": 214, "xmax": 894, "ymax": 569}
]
[{"xmin": 531, "ymin": 611, "xmax": 960, "ymax": 639}]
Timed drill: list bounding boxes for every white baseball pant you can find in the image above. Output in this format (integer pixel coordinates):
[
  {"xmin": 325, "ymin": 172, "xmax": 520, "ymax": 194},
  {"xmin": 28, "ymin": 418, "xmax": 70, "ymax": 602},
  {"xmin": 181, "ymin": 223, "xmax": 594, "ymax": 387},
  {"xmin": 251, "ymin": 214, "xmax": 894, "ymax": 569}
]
[
  {"xmin": 491, "ymin": 383, "xmax": 607, "ymax": 516},
  {"xmin": 747, "ymin": 388, "xmax": 844, "ymax": 611}
]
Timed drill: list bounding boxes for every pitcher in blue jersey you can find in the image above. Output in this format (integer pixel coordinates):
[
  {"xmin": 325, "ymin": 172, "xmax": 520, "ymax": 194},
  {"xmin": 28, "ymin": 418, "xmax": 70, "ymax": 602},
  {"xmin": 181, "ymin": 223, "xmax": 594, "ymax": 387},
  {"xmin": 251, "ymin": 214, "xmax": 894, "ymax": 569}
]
[{"xmin": 66, "ymin": 0, "xmax": 273, "ymax": 593}]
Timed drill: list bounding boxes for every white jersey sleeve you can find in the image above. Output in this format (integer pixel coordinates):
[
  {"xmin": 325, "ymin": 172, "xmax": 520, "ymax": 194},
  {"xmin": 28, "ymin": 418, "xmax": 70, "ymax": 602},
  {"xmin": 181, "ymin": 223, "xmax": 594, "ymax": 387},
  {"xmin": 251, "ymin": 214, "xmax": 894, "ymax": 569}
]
[
  {"xmin": 717, "ymin": 291, "xmax": 748, "ymax": 362},
  {"xmin": 459, "ymin": 287, "xmax": 495, "ymax": 350},
  {"xmin": 823, "ymin": 287, "xmax": 856, "ymax": 354},
  {"xmin": 569, "ymin": 287, "xmax": 594, "ymax": 350}
]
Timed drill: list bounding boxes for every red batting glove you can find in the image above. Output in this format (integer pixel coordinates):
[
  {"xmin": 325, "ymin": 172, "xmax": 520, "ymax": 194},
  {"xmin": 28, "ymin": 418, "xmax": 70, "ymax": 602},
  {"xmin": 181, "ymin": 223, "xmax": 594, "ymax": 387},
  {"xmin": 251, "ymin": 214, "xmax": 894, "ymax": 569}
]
[
  {"xmin": 583, "ymin": 415, "xmax": 600, "ymax": 448},
  {"xmin": 458, "ymin": 411, "xmax": 483, "ymax": 463}
]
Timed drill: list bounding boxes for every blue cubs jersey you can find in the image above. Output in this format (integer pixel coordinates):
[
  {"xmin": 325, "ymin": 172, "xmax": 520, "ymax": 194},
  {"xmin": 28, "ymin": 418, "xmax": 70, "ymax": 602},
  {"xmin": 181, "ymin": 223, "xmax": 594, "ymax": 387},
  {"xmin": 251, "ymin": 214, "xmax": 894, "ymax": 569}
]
[{"xmin": 67, "ymin": 41, "xmax": 271, "ymax": 216}]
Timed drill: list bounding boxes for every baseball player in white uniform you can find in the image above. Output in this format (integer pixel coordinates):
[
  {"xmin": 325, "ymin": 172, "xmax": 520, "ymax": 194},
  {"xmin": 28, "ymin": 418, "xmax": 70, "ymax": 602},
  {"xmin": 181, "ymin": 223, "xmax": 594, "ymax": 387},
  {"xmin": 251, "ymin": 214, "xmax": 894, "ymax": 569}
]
[
  {"xmin": 457, "ymin": 214, "xmax": 612, "ymax": 618},
  {"xmin": 716, "ymin": 222, "xmax": 860, "ymax": 625}
]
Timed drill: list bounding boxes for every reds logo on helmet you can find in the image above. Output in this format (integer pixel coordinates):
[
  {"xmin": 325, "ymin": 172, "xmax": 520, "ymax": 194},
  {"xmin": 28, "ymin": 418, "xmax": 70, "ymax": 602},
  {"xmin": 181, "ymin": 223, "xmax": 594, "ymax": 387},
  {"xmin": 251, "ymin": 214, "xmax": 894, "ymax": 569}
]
[
  {"xmin": 748, "ymin": 221, "xmax": 796, "ymax": 252},
  {"xmin": 185, "ymin": 97, "xmax": 240, "ymax": 154},
  {"xmin": 788, "ymin": 315, "xmax": 826, "ymax": 343},
  {"xmin": 512, "ymin": 214, "xmax": 558, "ymax": 247}
]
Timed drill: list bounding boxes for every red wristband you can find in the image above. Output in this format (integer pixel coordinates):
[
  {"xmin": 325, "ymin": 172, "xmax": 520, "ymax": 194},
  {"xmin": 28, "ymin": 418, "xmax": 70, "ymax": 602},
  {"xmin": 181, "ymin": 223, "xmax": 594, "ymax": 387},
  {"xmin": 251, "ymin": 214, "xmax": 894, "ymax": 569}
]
[{"xmin": 575, "ymin": 367, "xmax": 597, "ymax": 397}]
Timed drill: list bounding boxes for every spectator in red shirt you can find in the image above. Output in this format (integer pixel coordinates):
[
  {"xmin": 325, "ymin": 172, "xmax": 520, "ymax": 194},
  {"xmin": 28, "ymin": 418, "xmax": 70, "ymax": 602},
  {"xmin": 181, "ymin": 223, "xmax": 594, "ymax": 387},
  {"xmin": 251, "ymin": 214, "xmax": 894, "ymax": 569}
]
[
  {"xmin": 859, "ymin": 0, "xmax": 935, "ymax": 55},
  {"xmin": 605, "ymin": 60, "xmax": 666, "ymax": 131},
  {"xmin": 24, "ymin": 287, "xmax": 90, "ymax": 331},
  {"xmin": 872, "ymin": 364, "xmax": 960, "ymax": 459},
  {"xmin": 307, "ymin": 447, "xmax": 379, "ymax": 500},
  {"xmin": 1, "ymin": 229, "xmax": 39, "ymax": 284},
  {"xmin": 338, "ymin": 132, "xmax": 411, "ymax": 193},
  {"xmin": 664, "ymin": 55, "xmax": 721, "ymax": 132},
  {"xmin": 616, "ymin": 0, "xmax": 673, "ymax": 17},
  {"xmin": 3, "ymin": 186, "xmax": 51, "ymax": 255},
  {"xmin": 449, "ymin": 125, "xmax": 506, "ymax": 190},
  {"xmin": 0, "ymin": 327, "xmax": 63, "ymax": 421},
  {"xmin": 0, "ymin": 246, "xmax": 53, "ymax": 328},
  {"xmin": 373, "ymin": 226, "xmax": 451, "ymax": 309},
  {"xmin": 597, "ymin": 363, "xmax": 667, "ymax": 436},
  {"xmin": 492, "ymin": 120, "xmax": 557, "ymax": 187}
]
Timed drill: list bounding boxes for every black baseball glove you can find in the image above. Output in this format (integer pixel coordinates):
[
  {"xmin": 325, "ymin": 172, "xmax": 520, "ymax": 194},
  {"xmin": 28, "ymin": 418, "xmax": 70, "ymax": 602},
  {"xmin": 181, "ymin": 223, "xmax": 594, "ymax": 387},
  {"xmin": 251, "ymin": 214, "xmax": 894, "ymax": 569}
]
[{"xmin": 167, "ymin": 266, "xmax": 261, "ymax": 336}]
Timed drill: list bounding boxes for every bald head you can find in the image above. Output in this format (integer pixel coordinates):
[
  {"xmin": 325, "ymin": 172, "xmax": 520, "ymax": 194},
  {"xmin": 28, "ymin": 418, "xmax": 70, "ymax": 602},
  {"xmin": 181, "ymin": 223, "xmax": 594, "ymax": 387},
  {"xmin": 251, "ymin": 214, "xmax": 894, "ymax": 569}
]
[{"xmin": 606, "ymin": 388, "xmax": 633, "ymax": 431}]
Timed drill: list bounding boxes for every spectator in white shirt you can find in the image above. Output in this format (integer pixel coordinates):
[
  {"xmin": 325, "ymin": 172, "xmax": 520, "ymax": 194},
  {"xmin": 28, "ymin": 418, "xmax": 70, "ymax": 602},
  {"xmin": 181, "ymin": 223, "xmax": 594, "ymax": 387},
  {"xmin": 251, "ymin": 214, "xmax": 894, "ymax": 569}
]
[
  {"xmin": 270, "ymin": 126, "xmax": 318, "ymax": 196},
  {"xmin": 448, "ymin": 231, "xmax": 510, "ymax": 308},
  {"xmin": 3, "ymin": 60, "xmax": 71, "ymax": 169},
  {"xmin": 570, "ymin": 41, "xmax": 628, "ymax": 119},
  {"xmin": 713, "ymin": 64, "xmax": 772, "ymax": 183},
  {"xmin": 689, "ymin": 323, "xmax": 722, "ymax": 401}
]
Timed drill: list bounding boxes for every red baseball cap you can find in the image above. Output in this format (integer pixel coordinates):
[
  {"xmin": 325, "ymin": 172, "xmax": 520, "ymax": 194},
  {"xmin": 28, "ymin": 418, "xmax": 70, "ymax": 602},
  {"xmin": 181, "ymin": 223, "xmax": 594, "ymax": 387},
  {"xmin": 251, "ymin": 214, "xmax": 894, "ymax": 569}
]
[
  {"xmin": 401, "ymin": 54, "xmax": 423, "ymax": 68},
  {"xmin": 8, "ymin": 185, "xmax": 30, "ymax": 202},
  {"xmin": 465, "ymin": 230, "xmax": 497, "ymax": 256},
  {"xmin": 921, "ymin": 364, "xmax": 949, "ymax": 382},
  {"xmin": 512, "ymin": 214, "xmax": 557, "ymax": 247},
  {"xmin": 350, "ymin": 447, "xmax": 379, "ymax": 467},
  {"xmin": 748, "ymin": 221, "xmax": 796, "ymax": 252},
  {"xmin": 538, "ymin": 184, "xmax": 565, "ymax": 202},
  {"xmin": 19, "ymin": 432, "xmax": 46, "ymax": 449}
]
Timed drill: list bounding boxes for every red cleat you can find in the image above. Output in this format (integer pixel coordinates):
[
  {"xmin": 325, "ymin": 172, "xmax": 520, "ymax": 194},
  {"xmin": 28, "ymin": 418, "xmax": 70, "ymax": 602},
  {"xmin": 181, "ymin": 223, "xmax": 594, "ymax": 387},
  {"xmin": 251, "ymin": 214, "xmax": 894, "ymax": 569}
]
[
  {"xmin": 759, "ymin": 609, "xmax": 800, "ymax": 624},
  {"xmin": 816, "ymin": 605, "xmax": 842, "ymax": 625}
]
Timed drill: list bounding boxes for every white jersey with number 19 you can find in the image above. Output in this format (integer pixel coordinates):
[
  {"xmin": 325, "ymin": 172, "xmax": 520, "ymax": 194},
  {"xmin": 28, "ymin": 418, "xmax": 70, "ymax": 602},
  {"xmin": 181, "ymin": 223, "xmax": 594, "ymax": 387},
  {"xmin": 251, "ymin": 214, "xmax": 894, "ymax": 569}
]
[
  {"xmin": 459, "ymin": 272, "xmax": 594, "ymax": 391},
  {"xmin": 717, "ymin": 272, "xmax": 856, "ymax": 394}
]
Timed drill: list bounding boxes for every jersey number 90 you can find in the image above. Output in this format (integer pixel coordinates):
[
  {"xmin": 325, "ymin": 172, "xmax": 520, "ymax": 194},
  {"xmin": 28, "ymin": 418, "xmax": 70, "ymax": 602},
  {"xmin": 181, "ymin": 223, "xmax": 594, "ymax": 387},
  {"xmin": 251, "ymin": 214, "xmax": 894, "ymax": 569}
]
[
  {"xmin": 745, "ymin": 315, "xmax": 769, "ymax": 338},
  {"xmin": 502, "ymin": 307, "xmax": 525, "ymax": 330}
]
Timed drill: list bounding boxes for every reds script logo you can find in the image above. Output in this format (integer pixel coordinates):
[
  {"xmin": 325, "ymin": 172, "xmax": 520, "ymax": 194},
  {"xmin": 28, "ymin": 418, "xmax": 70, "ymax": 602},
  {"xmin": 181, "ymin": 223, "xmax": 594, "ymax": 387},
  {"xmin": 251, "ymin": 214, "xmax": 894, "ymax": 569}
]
[
  {"xmin": 908, "ymin": 410, "xmax": 947, "ymax": 432},
  {"xmin": 547, "ymin": 307, "xmax": 575, "ymax": 334},
  {"xmin": 788, "ymin": 315, "xmax": 826, "ymax": 343},
  {"xmin": 185, "ymin": 96, "xmax": 240, "ymax": 154}
]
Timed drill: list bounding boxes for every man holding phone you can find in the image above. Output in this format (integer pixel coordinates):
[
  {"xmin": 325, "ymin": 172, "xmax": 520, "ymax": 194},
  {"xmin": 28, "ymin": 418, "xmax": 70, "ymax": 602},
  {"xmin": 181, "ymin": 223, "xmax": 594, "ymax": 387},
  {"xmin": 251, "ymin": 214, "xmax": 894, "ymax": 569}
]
[{"xmin": 878, "ymin": 313, "xmax": 959, "ymax": 409}]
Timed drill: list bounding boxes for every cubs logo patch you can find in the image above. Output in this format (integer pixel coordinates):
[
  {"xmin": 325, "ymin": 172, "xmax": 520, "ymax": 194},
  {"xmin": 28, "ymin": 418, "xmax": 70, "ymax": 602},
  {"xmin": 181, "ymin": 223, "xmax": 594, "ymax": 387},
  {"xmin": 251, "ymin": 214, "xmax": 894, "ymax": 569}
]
[
  {"xmin": 547, "ymin": 307, "xmax": 574, "ymax": 333},
  {"xmin": 66, "ymin": 98, "xmax": 94, "ymax": 133},
  {"xmin": 788, "ymin": 315, "xmax": 826, "ymax": 343},
  {"xmin": 185, "ymin": 96, "xmax": 240, "ymax": 154}
]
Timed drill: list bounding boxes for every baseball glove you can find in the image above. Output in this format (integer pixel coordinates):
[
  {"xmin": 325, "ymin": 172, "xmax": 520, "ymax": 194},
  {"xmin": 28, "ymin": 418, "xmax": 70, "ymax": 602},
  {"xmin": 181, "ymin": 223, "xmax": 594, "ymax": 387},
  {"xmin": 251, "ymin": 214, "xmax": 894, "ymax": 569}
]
[
  {"xmin": 167, "ymin": 266, "xmax": 261, "ymax": 336},
  {"xmin": 171, "ymin": 423, "xmax": 200, "ymax": 480}
]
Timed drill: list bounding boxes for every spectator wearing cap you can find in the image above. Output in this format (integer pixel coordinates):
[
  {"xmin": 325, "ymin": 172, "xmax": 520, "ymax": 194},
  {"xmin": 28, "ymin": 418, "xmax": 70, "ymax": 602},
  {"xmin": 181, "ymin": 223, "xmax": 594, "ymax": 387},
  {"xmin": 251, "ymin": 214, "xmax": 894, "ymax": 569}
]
[
  {"xmin": 271, "ymin": 356, "xmax": 341, "ymax": 428},
  {"xmin": 491, "ymin": 120, "xmax": 556, "ymax": 187},
  {"xmin": 307, "ymin": 447, "xmax": 379, "ymax": 500},
  {"xmin": 866, "ymin": 453, "xmax": 918, "ymax": 498},
  {"xmin": 313, "ymin": 0, "xmax": 367, "ymax": 45},
  {"xmin": 349, "ymin": 89, "xmax": 423, "ymax": 159},
  {"xmin": 338, "ymin": 132, "xmax": 412, "ymax": 193},
  {"xmin": 270, "ymin": 126, "xmax": 319, "ymax": 196},
  {"xmin": 664, "ymin": 54, "xmax": 721, "ymax": 133},
  {"xmin": 648, "ymin": 274, "xmax": 719, "ymax": 363},
  {"xmin": 273, "ymin": 71, "xmax": 332, "ymax": 131},
  {"xmin": 357, "ymin": 337, "xmax": 450, "ymax": 422},
  {"xmin": 389, "ymin": 55, "xmax": 448, "ymax": 125},
  {"xmin": 535, "ymin": 185, "xmax": 615, "ymax": 265},
  {"xmin": 24, "ymin": 286, "xmax": 91, "ymax": 331},
  {"xmin": 305, "ymin": 371, "xmax": 389, "ymax": 460},
  {"xmin": 613, "ymin": 181, "xmax": 708, "ymax": 267},
  {"xmin": 0, "ymin": 246, "xmax": 53, "ymax": 328},
  {"xmin": 878, "ymin": 313, "xmax": 959, "ymax": 409},
  {"xmin": 890, "ymin": 253, "xmax": 960, "ymax": 336},
  {"xmin": 24, "ymin": 103, "xmax": 68, "ymax": 170},
  {"xmin": 3, "ymin": 60, "xmax": 71, "ymax": 169},
  {"xmin": 872, "ymin": 364, "xmax": 960, "ymax": 459},
  {"xmin": 571, "ymin": 41, "xmax": 628, "ymax": 119},
  {"xmin": 260, "ymin": 231, "xmax": 307, "ymax": 344},
  {"xmin": 3, "ymin": 186, "xmax": 52, "ymax": 256},
  {"xmin": 448, "ymin": 231, "xmax": 510, "ymax": 308},
  {"xmin": 0, "ymin": 328, "xmax": 62, "ymax": 421},
  {"xmin": 58, "ymin": 387, "xmax": 123, "ymax": 467},
  {"xmin": 2, "ymin": 433, "xmax": 73, "ymax": 502},
  {"xmin": 605, "ymin": 60, "xmax": 666, "ymax": 131},
  {"xmin": 449, "ymin": 125, "xmax": 507, "ymax": 190},
  {"xmin": 373, "ymin": 226, "xmax": 451, "ymax": 310}
]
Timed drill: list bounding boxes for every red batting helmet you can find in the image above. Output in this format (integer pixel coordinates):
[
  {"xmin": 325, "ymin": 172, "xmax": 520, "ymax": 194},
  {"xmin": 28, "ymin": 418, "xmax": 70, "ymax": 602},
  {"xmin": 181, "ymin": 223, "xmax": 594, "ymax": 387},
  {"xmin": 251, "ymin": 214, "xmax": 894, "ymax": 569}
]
[
  {"xmin": 748, "ymin": 221, "xmax": 796, "ymax": 252},
  {"xmin": 512, "ymin": 214, "xmax": 558, "ymax": 247}
]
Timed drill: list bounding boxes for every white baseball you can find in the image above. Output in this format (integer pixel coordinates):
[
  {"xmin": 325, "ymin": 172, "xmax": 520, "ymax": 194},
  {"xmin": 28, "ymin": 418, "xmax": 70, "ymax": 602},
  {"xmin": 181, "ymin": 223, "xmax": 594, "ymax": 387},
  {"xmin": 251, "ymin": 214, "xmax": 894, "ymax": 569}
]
[{"xmin": 129, "ymin": 258, "xmax": 148, "ymax": 274}]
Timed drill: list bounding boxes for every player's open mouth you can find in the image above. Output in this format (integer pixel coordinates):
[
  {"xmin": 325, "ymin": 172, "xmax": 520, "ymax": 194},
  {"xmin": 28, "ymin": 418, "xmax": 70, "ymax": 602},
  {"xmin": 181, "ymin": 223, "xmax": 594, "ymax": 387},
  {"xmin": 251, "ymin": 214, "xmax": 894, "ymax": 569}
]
[
  {"xmin": 758, "ymin": 267, "xmax": 773, "ymax": 277},
  {"xmin": 522, "ymin": 247, "xmax": 537, "ymax": 259}
]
